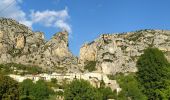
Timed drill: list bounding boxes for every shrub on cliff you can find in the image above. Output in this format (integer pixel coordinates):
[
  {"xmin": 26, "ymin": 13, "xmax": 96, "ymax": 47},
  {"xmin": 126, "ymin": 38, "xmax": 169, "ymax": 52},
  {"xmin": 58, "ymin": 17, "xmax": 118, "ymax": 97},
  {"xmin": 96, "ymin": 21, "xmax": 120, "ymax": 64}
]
[{"xmin": 84, "ymin": 61, "xmax": 97, "ymax": 72}]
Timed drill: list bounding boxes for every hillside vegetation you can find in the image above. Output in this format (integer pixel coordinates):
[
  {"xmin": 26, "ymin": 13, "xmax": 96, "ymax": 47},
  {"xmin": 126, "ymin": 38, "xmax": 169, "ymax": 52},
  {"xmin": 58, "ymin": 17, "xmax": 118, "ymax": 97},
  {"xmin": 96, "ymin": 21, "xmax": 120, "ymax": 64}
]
[{"xmin": 0, "ymin": 47, "xmax": 170, "ymax": 100}]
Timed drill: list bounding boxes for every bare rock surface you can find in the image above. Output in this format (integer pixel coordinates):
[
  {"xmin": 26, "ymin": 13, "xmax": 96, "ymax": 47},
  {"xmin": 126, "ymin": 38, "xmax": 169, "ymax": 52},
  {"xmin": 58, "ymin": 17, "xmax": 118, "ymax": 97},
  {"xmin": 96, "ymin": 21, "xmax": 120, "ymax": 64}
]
[
  {"xmin": 80, "ymin": 29, "xmax": 170, "ymax": 74},
  {"xmin": 0, "ymin": 18, "xmax": 78, "ymax": 72},
  {"xmin": 1, "ymin": 18, "xmax": 170, "ymax": 74}
]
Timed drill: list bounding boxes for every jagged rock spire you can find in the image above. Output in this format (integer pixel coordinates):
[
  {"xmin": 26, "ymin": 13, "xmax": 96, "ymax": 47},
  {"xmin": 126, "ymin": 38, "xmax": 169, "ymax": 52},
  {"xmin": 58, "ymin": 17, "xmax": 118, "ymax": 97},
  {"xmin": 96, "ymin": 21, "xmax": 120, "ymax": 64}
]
[{"xmin": 0, "ymin": 18, "xmax": 78, "ymax": 73}]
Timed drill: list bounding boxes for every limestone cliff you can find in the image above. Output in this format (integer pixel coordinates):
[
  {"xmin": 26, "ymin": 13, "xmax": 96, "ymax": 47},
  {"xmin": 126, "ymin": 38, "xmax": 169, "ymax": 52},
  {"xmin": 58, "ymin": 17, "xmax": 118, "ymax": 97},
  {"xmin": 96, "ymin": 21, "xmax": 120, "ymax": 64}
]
[
  {"xmin": 1, "ymin": 18, "xmax": 170, "ymax": 75},
  {"xmin": 80, "ymin": 29, "xmax": 170, "ymax": 74},
  {"xmin": 0, "ymin": 18, "xmax": 78, "ymax": 72}
]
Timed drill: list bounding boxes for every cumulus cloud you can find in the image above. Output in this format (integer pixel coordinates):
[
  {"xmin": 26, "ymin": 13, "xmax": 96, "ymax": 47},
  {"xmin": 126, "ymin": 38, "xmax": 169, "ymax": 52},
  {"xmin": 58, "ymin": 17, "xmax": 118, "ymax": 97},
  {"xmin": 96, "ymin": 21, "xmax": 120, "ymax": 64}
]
[
  {"xmin": 55, "ymin": 20, "xmax": 71, "ymax": 33},
  {"xmin": 0, "ymin": 0, "xmax": 32, "ymax": 27},
  {"xmin": 0, "ymin": 0, "xmax": 71, "ymax": 33},
  {"xmin": 31, "ymin": 8, "xmax": 71, "ymax": 33}
]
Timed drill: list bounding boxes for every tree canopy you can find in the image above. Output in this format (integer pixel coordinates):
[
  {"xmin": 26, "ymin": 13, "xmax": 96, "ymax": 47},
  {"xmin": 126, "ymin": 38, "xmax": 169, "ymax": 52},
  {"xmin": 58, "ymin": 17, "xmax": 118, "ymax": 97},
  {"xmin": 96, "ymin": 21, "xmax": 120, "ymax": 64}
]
[
  {"xmin": 64, "ymin": 79, "xmax": 102, "ymax": 100},
  {"xmin": 19, "ymin": 79, "xmax": 53, "ymax": 100},
  {"xmin": 111, "ymin": 73, "xmax": 147, "ymax": 100},
  {"xmin": 137, "ymin": 48, "xmax": 170, "ymax": 99},
  {"xmin": 64, "ymin": 79, "xmax": 116, "ymax": 100},
  {"xmin": 0, "ymin": 74, "xmax": 19, "ymax": 100}
]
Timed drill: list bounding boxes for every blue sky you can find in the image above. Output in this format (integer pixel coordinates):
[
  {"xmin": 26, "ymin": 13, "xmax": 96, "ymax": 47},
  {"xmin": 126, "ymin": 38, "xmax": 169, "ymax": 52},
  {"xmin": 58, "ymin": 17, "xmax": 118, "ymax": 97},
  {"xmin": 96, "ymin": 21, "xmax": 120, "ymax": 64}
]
[{"xmin": 0, "ymin": 0, "xmax": 170, "ymax": 55}]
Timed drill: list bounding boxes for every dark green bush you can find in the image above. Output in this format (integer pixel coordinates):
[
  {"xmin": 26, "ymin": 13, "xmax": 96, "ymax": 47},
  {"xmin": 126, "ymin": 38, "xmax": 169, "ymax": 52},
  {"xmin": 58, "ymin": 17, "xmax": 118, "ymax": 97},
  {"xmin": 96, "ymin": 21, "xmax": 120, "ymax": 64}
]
[
  {"xmin": 64, "ymin": 79, "xmax": 116, "ymax": 100},
  {"xmin": 0, "ymin": 63, "xmax": 43, "ymax": 75},
  {"xmin": 137, "ymin": 48, "xmax": 170, "ymax": 99},
  {"xmin": 64, "ymin": 79, "xmax": 102, "ymax": 100},
  {"xmin": 0, "ymin": 75, "xmax": 19, "ymax": 100},
  {"xmin": 19, "ymin": 79, "xmax": 53, "ymax": 100},
  {"xmin": 112, "ymin": 73, "xmax": 147, "ymax": 100},
  {"xmin": 84, "ymin": 61, "xmax": 97, "ymax": 72}
]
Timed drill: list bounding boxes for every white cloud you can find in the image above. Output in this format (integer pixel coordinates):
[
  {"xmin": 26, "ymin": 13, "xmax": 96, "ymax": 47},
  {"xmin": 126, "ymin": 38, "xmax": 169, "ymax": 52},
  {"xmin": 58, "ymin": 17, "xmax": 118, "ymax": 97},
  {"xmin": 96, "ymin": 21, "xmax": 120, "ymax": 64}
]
[
  {"xmin": 31, "ymin": 8, "xmax": 71, "ymax": 33},
  {"xmin": 55, "ymin": 20, "xmax": 71, "ymax": 33},
  {"xmin": 0, "ymin": 0, "xmax": 71, "ymax": 33},
  {"xmin": 0, "ymin": 0, "xmax": 32, "ymax": 27}
]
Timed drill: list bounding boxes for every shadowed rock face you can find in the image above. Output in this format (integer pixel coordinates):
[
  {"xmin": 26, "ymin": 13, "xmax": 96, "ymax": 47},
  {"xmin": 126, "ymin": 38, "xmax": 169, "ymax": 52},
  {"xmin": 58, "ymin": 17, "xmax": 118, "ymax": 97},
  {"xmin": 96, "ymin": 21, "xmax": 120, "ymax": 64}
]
[
  {"xmin": 80, "ymin": 29, "xmax": 170, "ymax": 74},
  {"xmin": 0, "ymin": 18, "xmax": 78, "ymax": 73}
]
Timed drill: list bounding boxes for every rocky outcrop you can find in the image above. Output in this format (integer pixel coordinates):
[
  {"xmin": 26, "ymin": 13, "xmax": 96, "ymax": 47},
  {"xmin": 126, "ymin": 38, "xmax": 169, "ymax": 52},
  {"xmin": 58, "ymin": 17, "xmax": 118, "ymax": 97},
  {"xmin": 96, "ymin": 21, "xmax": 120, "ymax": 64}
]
[
  {"xmin": 0, "ymin": 18, "xmax": 78, "ymax": 73},
  {"xmin": 80, "ymin": 29, "xmax": 170, "ymax": 74},
  {"xmin": 1, "ymin": 18, "xmax": 170, "ymax": 75}
]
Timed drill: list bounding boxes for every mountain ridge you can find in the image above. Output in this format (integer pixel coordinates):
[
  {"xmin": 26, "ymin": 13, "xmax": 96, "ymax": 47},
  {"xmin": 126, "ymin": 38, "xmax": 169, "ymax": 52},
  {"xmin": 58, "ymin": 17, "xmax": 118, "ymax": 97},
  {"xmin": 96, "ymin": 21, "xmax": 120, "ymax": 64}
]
[
  {"xmin": 80, "ymin": 29, "xmax": 170, "ymax": 74},
  {"xmin": 0, "ymin": 18, "xmax": 78, "ymax": 73},
  {"xmin": 0, "ymin": 18, "xmax": 170, "ymax": 75}
]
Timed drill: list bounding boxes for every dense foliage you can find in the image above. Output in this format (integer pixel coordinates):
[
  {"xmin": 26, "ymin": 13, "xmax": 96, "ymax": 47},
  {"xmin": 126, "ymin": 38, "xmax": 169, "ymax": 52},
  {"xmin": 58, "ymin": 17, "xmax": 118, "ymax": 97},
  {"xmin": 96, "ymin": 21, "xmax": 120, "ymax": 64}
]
[
  {"xmin": 113, "ymin": 73, "xmax": 147, "ymax": 100},
  {"xmin": 98, "ymin": 86, "xmax": 116, "ymax": 100},
  {"xmin": 0, "ymin": 74, "xmax": 19, "ymax": 100},
  {"xmin": 64, "ymin": 79, "xmax": 102, "ymax": 100},
  {"xmin": 0, "ymin": 63, "xmax": 43, "ymax": 75},
  {"xmin": 64, "ymin": 79, "xmax": 116, "ymax": 100},
  {"xmin": 108, "ymin": 73, "xmax": 147, "ymax": 100},
  {"xmin": 137, "ymin": 48, "xmax": 170, "ymax": 99},
  {"xmin": 1, "ymin": 47, "xmax": 170, "ymax": 100},
  {"xmin": 19, "ymin": 79, "xmax": 53, "ymax": 100}
]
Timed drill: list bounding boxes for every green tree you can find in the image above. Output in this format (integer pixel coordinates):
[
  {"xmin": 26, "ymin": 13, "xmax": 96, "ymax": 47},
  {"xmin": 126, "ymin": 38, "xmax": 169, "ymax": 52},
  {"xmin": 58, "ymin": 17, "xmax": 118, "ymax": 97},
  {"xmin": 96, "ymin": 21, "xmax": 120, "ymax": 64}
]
[
  {"xmin": 137, "ymin": 48, "xmax": 170, "ymax": 99},
  {"xmin": 98, "ymin": 87, "xmax": 115, "ymax": 100},
  {"xmin": 64, "ymin": 79, "xmax": 102, "ymax": 100},
  {"xmin": 0, "ymin": 74, "xmax": 19, "ymax": 100},
  {"xmin": 32, "ymin": 80, "xmax": 53, "ymax": 100},
  {"xmin": 19, "ymin": 79, "xmax": 53, "ymax": 100},
  {"xmin": 19, "ymin": 79, "xmax": 35, "ymax": 100},
  {"xmin": 114, "ymin": 73, "xmax": 147, "ymax": 100}
]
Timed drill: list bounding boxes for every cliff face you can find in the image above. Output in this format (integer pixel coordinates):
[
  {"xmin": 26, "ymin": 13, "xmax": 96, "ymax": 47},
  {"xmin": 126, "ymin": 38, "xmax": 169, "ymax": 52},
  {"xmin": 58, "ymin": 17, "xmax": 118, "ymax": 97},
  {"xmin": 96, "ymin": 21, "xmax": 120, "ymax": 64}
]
[
  {"xmin": 0, "ymin": 18, "xmax": 78, "ymax": 72},
  {"xmin": 80, "ymin": 30, "xmax": 170, "ymax": 74},
  {"xmin": 1, "ymin": 18, "xmax": 170, "ymax": 74}
]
